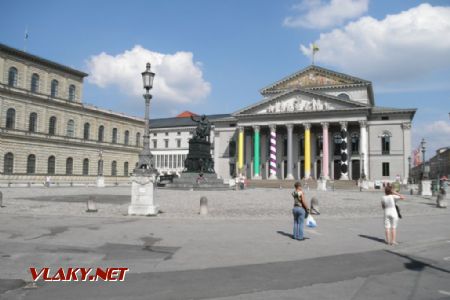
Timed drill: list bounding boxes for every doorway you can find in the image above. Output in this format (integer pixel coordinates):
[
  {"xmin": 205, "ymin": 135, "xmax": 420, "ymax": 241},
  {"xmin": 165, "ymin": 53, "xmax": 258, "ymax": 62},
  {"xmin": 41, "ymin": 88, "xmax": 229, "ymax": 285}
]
[
  {"xmin": 352, "ymin": 160, "xmax": 360, "ymax": 180},
  {"xmin": 334, "ymin": 160, "xmax": 340, "ymax": 180}
]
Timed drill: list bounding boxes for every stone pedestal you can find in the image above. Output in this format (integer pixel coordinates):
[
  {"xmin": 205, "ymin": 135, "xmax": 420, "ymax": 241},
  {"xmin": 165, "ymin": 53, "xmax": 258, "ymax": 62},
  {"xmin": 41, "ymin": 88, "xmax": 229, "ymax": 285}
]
[
  {"xmin": 317, "ymin": 178, "xmax": 327, "ymax": 191},
  {"xmin": 128, "ymin": 174, "xmax": 159, "ymax": 216},
  {"xmin": 437, "ymin": 192, "xmax": 447, "ymax": 208},
  {"xmin": 96, "ymin": 176, "xmax": 105, "ymax": 188},
  {"xmin": 420, "ymin": 180, "xmax": 432, "ymax": 196}
]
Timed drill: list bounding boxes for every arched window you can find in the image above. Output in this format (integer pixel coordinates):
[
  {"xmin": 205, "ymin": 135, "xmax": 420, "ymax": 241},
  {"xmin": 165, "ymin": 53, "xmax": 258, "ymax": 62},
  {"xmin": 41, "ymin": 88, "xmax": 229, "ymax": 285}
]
[
  {"xmin": 66, "ymin": 157, "xmax": 73, "ymax": 175},
  {"xmin": 27, "ymin": 154, "xmax": 36, "ymax": 174},
  {"xmin": 351, "ymin": 133, "xmax": 360, "ymax": 154},
  {"xmin": 4, "ymin": 152, "xmax": 14, "ymax": 174},
  {"xmin": 98, "ymin": 125, "xmax": 104, "ymax": 142},
  {"xmin": 67, "ymin": 119, "xmax": 75, "ymax": 137},
  {"xmin": 50, "ymin": 79, "xmax": 59, "ymax": 97},
  {"xmin": 112, "ymin": 128, "xmax": 118, "ymax": 144},
  {"xmin": 49, "ymin": 116, "xmax": 57, "ymax": 135},
  {"xmin": 316, "ymin": 135, "xmax": 323, "ymax": 156},
  {"xmin": 136, "ymin": 132, "xmax": 141, "ymax": 147},
  {"xmin": 82, "ymin": 158, "xmax": 89, "ymax": 175},
  {"xmin": 6, "ymin": 108, "xmax": 16, "ymax": 129},
  {"xmin": 124, "ymin": 162, "xmax": 129, "ymax": 176},
  {"xmin": 68, "ymin": 84, "xmax": 76, "ymax": 101},
  {"xmin": 83, "ymin": 122, "xmax": 90, "ymax": 140},
  {"xmin": 124, "ymin": 130, "xmax": 129, "ymax": 145},
  {"xmin": 337, "ymin": 93, "xmax": 350, "ymax": 100},
  {"xmin": 8, "ymin": 67, "xmax": 18, "ymax": 87},
  {"xmin": 381, "ymin": 131, "xmax": 391, "ymax": 155},
  {"xmin": 31, "ymin": 73, "xmax": 40, "ymax": 93},
  {"xmin": 29, "ymin": 112, "xmax": 37, "ymax": 132},
  {"xmin": 111, "ymin": 161, "xmax": 117, "ymax": 176},
  {"xmin": 334, "ymin": 134, "xmax": 342, "ymax": 155},
  {"xmin": 48, "ymin": 156, "xmax": 55, "ymax": 175}
]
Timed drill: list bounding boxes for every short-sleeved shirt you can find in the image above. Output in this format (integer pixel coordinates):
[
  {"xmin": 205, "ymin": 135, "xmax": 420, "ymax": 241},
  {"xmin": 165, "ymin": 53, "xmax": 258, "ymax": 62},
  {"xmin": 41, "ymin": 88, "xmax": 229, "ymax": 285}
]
[{"xmin": 381, "ymin": 194, "xmax": 400, "ymax": 217}]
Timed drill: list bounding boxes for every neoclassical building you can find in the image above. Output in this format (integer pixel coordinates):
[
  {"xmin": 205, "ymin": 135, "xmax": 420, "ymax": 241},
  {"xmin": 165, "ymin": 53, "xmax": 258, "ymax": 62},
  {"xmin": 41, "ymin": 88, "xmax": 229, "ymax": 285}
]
[{"xmin": 1, "ymin": 43, "xmax": 416, "ymax": 185}]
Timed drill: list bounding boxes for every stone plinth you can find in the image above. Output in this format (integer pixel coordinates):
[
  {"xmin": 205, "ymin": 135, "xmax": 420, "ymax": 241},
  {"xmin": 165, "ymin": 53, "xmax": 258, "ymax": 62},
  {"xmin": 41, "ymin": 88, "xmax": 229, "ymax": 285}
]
[
  {"xmin": 96, "ymin": 176, "xmax": 105, "ymax": 188},
  {"xmin": 167, "ymin": 173, "xmax": 229, "ymax": 190},
  {"xmin": 317, "ymin": 178, "xmax": 327, "ymax": 191},
  {"xmin": 128, "ymin": 174, "xmax": 159, "ymax": 216},
  {"xmin": 420, "ymin": 180, "xmax": 432, "ymax": 196}
]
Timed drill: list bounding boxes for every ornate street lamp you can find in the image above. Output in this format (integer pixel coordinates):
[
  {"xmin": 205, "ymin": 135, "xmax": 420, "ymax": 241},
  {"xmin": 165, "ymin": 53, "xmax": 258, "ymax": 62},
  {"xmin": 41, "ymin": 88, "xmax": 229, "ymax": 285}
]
[
  {"xmin": 135, "ymin": 63, "xmax": 156, "ymax": 174},
  {"xmin": 420, "ymin": 138, "xmax": 426, "ymax": 179}
]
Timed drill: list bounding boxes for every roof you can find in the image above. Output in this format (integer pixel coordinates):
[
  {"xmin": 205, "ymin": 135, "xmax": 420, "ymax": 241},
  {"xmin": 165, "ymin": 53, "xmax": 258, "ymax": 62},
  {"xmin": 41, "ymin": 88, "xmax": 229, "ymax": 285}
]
[
  {"xmin": 0, "ymin": 43, "xmax": 88, "ymax": 78},
  {"xmin": 149, "ymin": 114, "xmax": 231, "ymax": 129},
  {"xmin": 176, "ymin": 111, "xmax": 198, "ymax": 118},
  {"xmin": 371, "ymin": 106, "xmax": 417, "ymax": 115}
]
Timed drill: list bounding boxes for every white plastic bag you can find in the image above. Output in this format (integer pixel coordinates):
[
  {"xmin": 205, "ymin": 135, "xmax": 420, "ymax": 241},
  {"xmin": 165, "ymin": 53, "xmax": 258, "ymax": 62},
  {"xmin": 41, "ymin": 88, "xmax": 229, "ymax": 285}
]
[{"xmin": 306, "ymin": 215, "xmax": 317, "ymax": 228}]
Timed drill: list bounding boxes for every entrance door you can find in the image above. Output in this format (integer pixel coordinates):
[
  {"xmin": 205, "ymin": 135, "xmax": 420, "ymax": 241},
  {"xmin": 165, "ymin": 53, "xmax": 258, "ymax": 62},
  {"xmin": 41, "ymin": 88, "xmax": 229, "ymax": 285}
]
[
  {"xmin": 316, "ymin": 160, "xmax": 321, "ymax": 179},
  {"xmin": 352, "ymin": 160, "xmax": 360, "ymax": 180},
  {"xmin": 334, "ymin": 160, "xmax": 340, "ymax": 180}
]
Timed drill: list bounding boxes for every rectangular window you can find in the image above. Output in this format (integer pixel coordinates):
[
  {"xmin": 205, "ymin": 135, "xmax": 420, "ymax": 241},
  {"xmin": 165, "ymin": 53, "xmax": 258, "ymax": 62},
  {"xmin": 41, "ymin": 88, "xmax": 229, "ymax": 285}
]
[
  {"xmin": 177, "ymin": 139, "xmax": 181, "ymax": 148},
  {"xmin": 165, "ymin": 132, "xmax": 169, "ymax": 136},
  {"xmin": 164, "ymin": 155, "xmax": 168, "ymax": 168},
  {"xmin": 165, "ymin": 139, "xmax": 169, "ymax": 148},
  {"xmin": 382, "ymin": 162, "xmax": 390, "ymax": 176},
  {"xmin": 382, "ymin": 136, "xmax": 390, "ymax": 155},
  {"xmin": 153, "ymin": 133, "xmax": 157, "ymax": 136},
  {"xmin": 152, "ymin": 140, "xmax": 157, "ymax": 149},
  {"xmin": 177, "ymin": 131, "xmax": 181, "ymax": 135},
  {"xmin": 169, "ymin": 155, "xmax": 172, "ymax": 168}
]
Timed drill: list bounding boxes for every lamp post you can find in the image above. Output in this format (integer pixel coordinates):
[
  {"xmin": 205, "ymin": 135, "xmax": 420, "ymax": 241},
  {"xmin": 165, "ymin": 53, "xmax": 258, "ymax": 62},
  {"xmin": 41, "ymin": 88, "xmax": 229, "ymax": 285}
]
[
  {"xmin": 135, "ymin": 63, "xmax": 156, "ymax": 174},
  {"xmin": 407, "ymin": 156, "xmax": 411, "ymax": 183},
  {"xmin": 96, "ymin": 149, "xmax": 105, "ymax": 187},
  {"xmin": 420, "ymin": 138, "xmax": 426, "ymax": 179}
]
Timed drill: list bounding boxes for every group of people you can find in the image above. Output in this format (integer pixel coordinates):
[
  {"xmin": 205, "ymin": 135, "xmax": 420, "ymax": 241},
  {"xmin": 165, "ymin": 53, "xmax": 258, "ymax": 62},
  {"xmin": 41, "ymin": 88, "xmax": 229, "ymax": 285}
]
[{"xmin": 291, "ymin": 181, "xmax": 405, "ymax": 245}]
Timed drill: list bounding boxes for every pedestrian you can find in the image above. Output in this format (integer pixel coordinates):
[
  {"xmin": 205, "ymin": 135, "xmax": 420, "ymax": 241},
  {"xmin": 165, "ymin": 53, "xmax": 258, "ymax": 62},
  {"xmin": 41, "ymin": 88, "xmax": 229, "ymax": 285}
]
[
  {"xmin": 291, "ymin": 181, "xmax": 310, "ymax": 241},
  {"xmin": 381, "ymin": 185, "xmax": 405, "ymax": 245}
]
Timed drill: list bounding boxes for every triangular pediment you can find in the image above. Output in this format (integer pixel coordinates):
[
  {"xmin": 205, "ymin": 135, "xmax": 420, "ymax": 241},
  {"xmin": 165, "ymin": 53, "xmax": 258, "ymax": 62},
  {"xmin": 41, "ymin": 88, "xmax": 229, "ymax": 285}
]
[
  {"xmin": 260, "ymin": 65, "xmax": 370, "ymax": 95},
  {"xmin": 234, "ymin": 89, "xmax": 366, "ymax": 116}
]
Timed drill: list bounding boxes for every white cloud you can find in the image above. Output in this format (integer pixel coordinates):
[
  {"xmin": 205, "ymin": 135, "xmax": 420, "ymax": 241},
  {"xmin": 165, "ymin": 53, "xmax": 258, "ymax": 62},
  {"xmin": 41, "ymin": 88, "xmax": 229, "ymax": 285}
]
[
  {"xmin": 86, "ymin": 45, "xmax": 211, "ymax": 104},
  {"xmin": 284, "ymin": 0, "xmax": 369, "ymax": 29},
  {"xmin": 300, "ymin": 4, "xmax": 450, "ymax": 83}
]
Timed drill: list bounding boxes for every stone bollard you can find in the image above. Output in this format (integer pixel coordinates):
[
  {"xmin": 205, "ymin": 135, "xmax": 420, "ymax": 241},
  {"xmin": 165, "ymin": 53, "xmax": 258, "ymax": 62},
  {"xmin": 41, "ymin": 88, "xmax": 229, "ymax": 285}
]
[
  {"xmin": 310, "ymin": 197, "xmax": 320, "ymax": 214},
  {"xmin": 437, "ymin": 189, "xmax": 447, "ymax": 208},
  {"xmin": 200, "ymin": 196, "xmax": 208, "ymax": 216},
  {"xmin": 86, "ymin": 195, "xmax": 98, "ymax": 213},
  {"xmin": 0, "ymin": 191, "xmax": 4, "ymax": 208}
]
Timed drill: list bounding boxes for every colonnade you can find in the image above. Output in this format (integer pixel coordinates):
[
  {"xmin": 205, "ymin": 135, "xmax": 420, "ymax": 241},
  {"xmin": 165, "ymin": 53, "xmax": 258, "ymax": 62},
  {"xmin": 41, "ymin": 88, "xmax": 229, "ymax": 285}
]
[{"xmin": 236, "ymin": 120, "xmax": 369, "ymax": 180}]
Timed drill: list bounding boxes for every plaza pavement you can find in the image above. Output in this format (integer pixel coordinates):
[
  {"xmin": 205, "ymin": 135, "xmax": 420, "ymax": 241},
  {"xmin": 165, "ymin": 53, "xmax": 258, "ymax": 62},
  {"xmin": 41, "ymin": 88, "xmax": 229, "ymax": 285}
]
[{"xmin": 0, "ymin": 186, "xmax": 449, "ymax": 299}]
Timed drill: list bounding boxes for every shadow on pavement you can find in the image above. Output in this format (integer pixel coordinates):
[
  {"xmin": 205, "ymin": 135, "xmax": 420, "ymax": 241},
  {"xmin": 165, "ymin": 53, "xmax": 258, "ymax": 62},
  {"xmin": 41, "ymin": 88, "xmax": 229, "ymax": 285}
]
[
  {"xmin": 276, "ymin": 231, "xmax": 293, "ymax": 239},
  {"xmin": 358, "ymin": 234, "xmax": 386, "ymax": 244},
  {"xmin": 386, "ymin": 250, "xmax": 450, "ymax": 274}
]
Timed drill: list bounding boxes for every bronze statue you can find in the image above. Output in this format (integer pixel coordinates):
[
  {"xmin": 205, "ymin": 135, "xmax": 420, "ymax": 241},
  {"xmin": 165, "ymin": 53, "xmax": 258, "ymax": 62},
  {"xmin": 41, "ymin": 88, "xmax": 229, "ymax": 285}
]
[{"xmin": 190, "ymin": 114, "xmax": 211, "ymax": 141}]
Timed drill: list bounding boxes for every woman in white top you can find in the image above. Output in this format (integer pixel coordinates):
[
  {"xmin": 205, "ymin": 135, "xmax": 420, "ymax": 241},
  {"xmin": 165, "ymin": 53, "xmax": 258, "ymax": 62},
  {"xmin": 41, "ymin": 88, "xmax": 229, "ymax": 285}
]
[{"xmin": 381, "ymin": 185, "xmax": 405, "ymax": 245}]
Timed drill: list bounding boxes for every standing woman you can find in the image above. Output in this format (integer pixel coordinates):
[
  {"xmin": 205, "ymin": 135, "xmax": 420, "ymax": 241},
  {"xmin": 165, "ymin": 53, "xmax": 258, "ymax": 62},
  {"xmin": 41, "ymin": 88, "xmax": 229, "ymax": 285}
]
[
  {"xmin": 381, "ymin": 185, "xmax": 405, "ymax": 245},
  {"xmin": 292, "ymin": 182, "xmax": 310, "ymax": 241}
]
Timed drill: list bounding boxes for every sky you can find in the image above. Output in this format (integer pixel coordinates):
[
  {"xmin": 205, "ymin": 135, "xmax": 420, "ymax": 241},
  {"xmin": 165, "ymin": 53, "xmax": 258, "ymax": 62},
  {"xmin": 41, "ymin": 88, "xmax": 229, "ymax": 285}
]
[{"xmin": 1, "ymin": 0, "xmax": 450, "ymax": 159}]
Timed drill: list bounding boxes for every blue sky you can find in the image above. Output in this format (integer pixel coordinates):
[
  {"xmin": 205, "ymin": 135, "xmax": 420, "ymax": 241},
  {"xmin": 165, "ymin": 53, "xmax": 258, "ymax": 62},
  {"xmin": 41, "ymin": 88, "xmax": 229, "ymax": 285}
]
[{"xmin": 1, "ymin": 0, "xmax": 449, "ymax": 159}]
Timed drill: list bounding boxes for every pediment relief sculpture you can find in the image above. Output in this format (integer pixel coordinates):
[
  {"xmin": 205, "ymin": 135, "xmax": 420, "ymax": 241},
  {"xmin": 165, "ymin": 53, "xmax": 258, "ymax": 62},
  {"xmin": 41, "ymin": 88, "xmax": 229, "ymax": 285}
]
[{"xmin": 261, "ymin": 96, "xmax": 335, "ymax": 114}]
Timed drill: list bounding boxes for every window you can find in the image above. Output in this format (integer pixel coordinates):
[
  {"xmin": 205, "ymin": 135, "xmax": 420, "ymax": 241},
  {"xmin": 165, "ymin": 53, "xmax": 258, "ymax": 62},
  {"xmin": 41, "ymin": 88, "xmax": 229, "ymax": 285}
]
[
  {"xmin": 351, "ymin": 133, "xmax": 359, "ymax": 154},
  {"xmin": 165, "ymin": 139, "xmax": 169, "ymax": 148},
  {"xmin": 169, "ymin": 155, "xmax": 172, "ymax": 168},
  {"xmin": 381, "ymin": 116, "xmax": 389, "ymax": 120},
  {"xmin": 334, "ymin": 134, "xmax": 342, "ymax": 155},
  {"xmin": 177, "ymin": 139, "xmax": 181, "ymax": 148},
  {"xmin": 27, "ymin": 154, "xmax": 36, "ymax": 174},
  {"xmin": 29, "ymin": 112, "xmax": 37, "ymax": 132},
  {"xmin": 8, "ymin": 67, "xmax": 18, "ymax": 87},
  {"xmin": 4, "ymin": 153, "xmax": 14, "ymax": 174},
  {"xmin": 124, "ymin": 162, "xmax": 129, "ymax": 176},
  {"xmin": 66, "ymin": 157, "xmax": 73, "ymax": 175},
  {"xmin": 382, "ymin": 162, "xmax": 390, "ymax": 176},
  {"xmin": 98, "ymin": 125, "xmax": 104, "ymax": 142},
  {"xmin": 111, "ymin": 161, "xmax": 117, "ymax": 176},
  {"xmin": 337, "ymin": 93, "xmax": 350, "ymax": 100},
  {"xmin": 381, "ymin": 132, "xmax": 391, "ymax": 155},
  {"xmin": 153, "ymin": 133, "xmax": 157, "ymax": 136},
  {"xmin": 82, "ymin": 158, "xmax": 89, "ymax": 175},
  {"xmin": 48, "ymin": 156, "xmax": 55, "ymax": 175},
  {"xmin": 49, "ymin": 116, "xmax": 57, "ymax": 135},
  {"xmin": 229, "ymin": 140, "xmax": 236, "ymax": 157},
  {"xmin": 112, "ymin": 128, "xmax": 118, "ymax": 144},
  {"xmin": 136, "ymin": 132, "xmax": 141, "ymax": 146},
  {"xmin": 31, "ymin": 73, "xmax": 39, "ymax": 93},
  {"xmin": 68, "ymin": 85, "xmax": 76, "ymax": 101},
  {"xmin": 6, "ymin": 108, "xmax": 16, "ymax": 129},
  {"xmin": 83, "ymin": 123, "xmax": 90, "ymax": 140},
  {"xmin": 165, "ymin": 132, "xmax": 169, "ymax": 136},
  {"xmin": 67, "ymin": 119, "xmax": 75, "ymax": 137},
  {"xmin": 177, "ymin": 132, "xmax": 181, "ymax": 135},
  {"xmin": 178, "ymin": 154, "xmax": 182, "ymax": 168},
  {"xmin": 316, "ymin": 135, "xmax": 323, "ymax": 156},
  {"xmin": 50, "ymin": 80, "xmax": 59, "ymax": 97},
  {"xmin": 153, "ymin": 140, "xmax": 157, "ymax": 149},
  {"xmin": 124, "ymin": 130, "xmax": 129, "ymax": 145},
  {"xmin": 299, "ymin": 135, "xmax": 305, "ymax": 156}
]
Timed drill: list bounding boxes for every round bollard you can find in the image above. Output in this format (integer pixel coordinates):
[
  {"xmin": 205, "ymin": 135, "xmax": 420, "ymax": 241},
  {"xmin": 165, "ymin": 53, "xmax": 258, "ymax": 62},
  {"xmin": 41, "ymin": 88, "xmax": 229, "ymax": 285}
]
[
  {"xmin": 311, "ymin": 197, "xmax": 320, "ymax": 215},
  {"xmin": 200, "ymin": 196, "xmax": 208, "ymax": 216},
  {"xmin": 437, "ymin": 189, "xmax": 447, "ymax": 208},
  {"xmin": 86, "ymin": 195, "xmax": 98, "ymax": 213}
]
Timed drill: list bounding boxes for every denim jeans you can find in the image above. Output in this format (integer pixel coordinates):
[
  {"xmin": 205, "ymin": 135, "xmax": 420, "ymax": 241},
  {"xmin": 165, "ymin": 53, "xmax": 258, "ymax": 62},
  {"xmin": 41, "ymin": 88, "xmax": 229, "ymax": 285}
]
[{"xmin": 292, "ymin": 206, "xmax": 305, "ymax": 240}]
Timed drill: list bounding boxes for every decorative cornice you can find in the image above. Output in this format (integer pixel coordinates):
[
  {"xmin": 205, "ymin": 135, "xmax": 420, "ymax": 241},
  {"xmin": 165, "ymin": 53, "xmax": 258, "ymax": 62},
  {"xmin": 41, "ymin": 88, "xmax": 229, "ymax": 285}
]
[{"xmin": 401, "ymin": 122, "xmax": 412, "ymax": 130}]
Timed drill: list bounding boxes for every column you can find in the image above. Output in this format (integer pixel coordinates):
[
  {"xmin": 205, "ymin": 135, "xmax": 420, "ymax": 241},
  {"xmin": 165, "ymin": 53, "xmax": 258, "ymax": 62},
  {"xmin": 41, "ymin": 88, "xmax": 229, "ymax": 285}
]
[
  {"xmin": 321, "ymin": 122, "xmax": 329, "ymax": 179},
  {"xmin": 304, "ymin": 123, "xmax": 311, "ymax": 179},
  {"xmin": 402, "ymin": 122, "xmax": 412, "ymax": 184},
  {"xmin": 253, "ymin": 125, "xmax": 261, "ymax": 179},
  {"xmin": 286, "ymin": 124, "xmax": 294, "ymax": 180},
  {"xmin": 340, "ymin": 121, "xmax": 349, "ymax": 180},
  {"xmin": 359, "ymin": 120, "xmax": 369, "ymax": 180},
  {"xmin": 269, "ymin": 124, "xmax": 277, "ymax": 179},
  {"xmin": 238, "ymin": 126, "xmax": 244, "ymax": 175}
]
